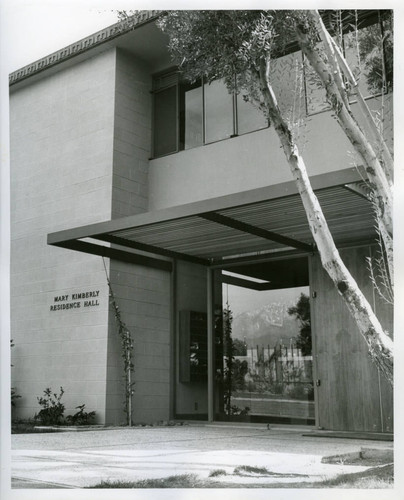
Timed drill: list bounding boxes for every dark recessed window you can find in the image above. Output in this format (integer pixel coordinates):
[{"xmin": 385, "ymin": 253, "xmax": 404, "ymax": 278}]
[
  {"xmin": 153, "ymin": 86, "xmax": 178, "ymax": 157},
  {"xmin": 152, "ymin": 73, "xmax": 269, "ymax": 158}
]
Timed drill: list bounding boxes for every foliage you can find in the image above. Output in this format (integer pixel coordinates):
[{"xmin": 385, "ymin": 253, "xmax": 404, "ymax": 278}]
[
  {"xmin": 232, "ymin": 338, "xmax": 247, "ymax": 356},
  {"xmin": 103, "ymin": 258, "xmax": 135, "ymax": 426},
  {"xmin": 222, "ymin": 303, "xmax": 233, "ymax": 415},
  {"xmin": 157, "ymin": 9, "xmax": 394, "ymax": 385},
  {"xmin": 11, "ymin": 388, "xmax": 21, "ymax": 407},
  {"xmin": 89, "ymin": 463, "xmax": 393, "ymax": 488},
  {"xmin": 287, "ymin": 294, "xmax": 312, "ymax": 356},
  {"xmin": 222, "ymin": 304, "xmax": 250, "ymax": 415},
  {"xmin": 10, "ymin": 339, "xmax": 21, "ymax": 407},
  {"xmin": 65, "ymin": 404, "xmax": 96, "ymax": 426},
  {"xmin": 12, "ymin": 419, "xmax": 59, "ymax": 434},
  {"xmin": 158, "ymin": 11, "xmax": 293, "ymax": 114},
  {"xmin": 35, "ymin": 387, "xmax": 65, "ymax": 425},
  {"xmin": 232, "ymin": 360, "xmax": 249, "ymax": 391},
  {"xmin": 229, "ymin": 404, "xmax": 250, "ymax": 416},
  {"xmin": 287, "ymin": 382, "xmax": 314, "ymax": 400}
]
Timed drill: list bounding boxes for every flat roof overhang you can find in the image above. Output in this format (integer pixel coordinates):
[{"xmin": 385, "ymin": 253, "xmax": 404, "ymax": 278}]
[{"xmin": 47, "ymin": 169, "xmax": 376, "ymax": 278}]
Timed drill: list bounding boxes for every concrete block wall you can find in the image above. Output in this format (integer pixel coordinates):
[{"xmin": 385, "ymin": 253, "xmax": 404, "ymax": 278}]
[
  {"xmin": 105, "ymin": 262, "xmax": 171, "ymax": 424},
  {"xmin": 103, "ymin": 48, "xmax": 174, "ymax": 424},
  {"xmin": 111, "ymin": 49, "xmax": 151, "ymax": 219},
  {"xmin": 10, "ymin": 49, "xmax": 117, "ymax": 422}
]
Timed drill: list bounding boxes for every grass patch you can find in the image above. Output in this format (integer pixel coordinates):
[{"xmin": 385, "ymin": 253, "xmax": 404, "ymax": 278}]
[
  {"xmin": 12, "ymin": 421, "xmax": 58, "ymax": 434},
  {"xmin": 88, "ymin": 465, "xmax": 393, "ymax": 489},
  {"xmin": 234, "ymin": 465, "xmax": 270, "ymax": 475},
  {"xmin": 94, "ymin": 474, "xmax": 203, "ymax": 488},
  {"xmin": 209, "ymin": 469, "xmax": 227, "ymax": 477},
  {"xmin": 316, "ymin": 464, "xmax": 393, "ymax": 488}
]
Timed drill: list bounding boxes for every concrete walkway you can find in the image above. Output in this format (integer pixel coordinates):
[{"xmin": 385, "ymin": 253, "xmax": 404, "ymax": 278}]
[{"xmin": 10, "ymin": 423, "xmax": 393, "ymax": 489}]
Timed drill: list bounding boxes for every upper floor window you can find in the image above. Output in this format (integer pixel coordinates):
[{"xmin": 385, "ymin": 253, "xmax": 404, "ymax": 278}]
[
  {"xmin": 305, "ymin": 11, "xmax": 393, "ymax": 115},
  {"xmin": 153, "ymin": 12, "xmax": 392, "ymax": 155},
  {"xmin": 152, "ymin": 72, "xmax": 268, "ymax": 158}
]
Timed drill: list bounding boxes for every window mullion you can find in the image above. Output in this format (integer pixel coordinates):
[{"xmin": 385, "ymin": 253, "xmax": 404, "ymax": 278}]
[{"xmin": 202, "ymin": 77, "xmax": 206, "ymax": 145}]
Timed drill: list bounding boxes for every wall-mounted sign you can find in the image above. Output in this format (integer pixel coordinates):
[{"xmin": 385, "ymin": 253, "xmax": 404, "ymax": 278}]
[{"xmin": 50, "ymin": 290, "xmax": 100, "ymax": 311}]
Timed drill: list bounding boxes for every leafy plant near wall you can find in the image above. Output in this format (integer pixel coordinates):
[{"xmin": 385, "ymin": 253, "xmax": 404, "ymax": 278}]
[
  {"xmin": 103, "ymin": 258, "xmax": 135, "ymax": 426},
  {"xmin": 35, "ymin": 387, "xmax": 65, "ymax": 425},
  {"xmin": 10, "ymin": 340, "xmax": 21, "ymax": 407},
  {"xmin": 33, "ymin": 388, "xmax": 96, "ymax": 426},
  {"xmin": 66, "ymin": 404, "xmax": 96, "ymax": 425}
]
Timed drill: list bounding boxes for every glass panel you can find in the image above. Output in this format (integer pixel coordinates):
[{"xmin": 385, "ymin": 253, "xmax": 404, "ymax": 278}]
[
  {"xmin": 236, "ymin": 95, "xmax": 268, "ymax": 135},
  {"xmin": 204, "ymin": 79, "xmax": 234, "ymax": 143},
  {"xmin": 344, "ymin": 22, "xmax": 389, "ymax": 98},
  {"xmin": 271, "ymin": 51, "xmax": 307, "ymax": 119},
  {"xmin": 153, "ymin": 86, "xmax": 177, "ymax": 157},
  {"xmin": 217, "ymin": 284, "xmax": 314, "ymax": 424},
  {"xmin": 180, "ymin": 82, "xmax": 203, "ymax": 150},
  {"xmin": 304, "ymin": 52, "xmax": 330, "ymax": 115}
]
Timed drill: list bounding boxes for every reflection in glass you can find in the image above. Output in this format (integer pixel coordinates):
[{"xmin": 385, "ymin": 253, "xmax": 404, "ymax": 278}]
[
  {"xmin": 237, "ymin": 95, "xmax": 268, "ymax": 135},
  {"xmin": 271, "ymin": 51, "xmax": 306, "ymax": 117},
  {"xmin": 303, "ymin": 51, "xmax": 330, "ymax": 115},
  {"xmin": 153, "ymin": 86, "xmax": 177, "ymax": 156},
  {"xmin": 344, "ymin": 22, "xmax": 391, "ymax": 98},
  {"xmin": 181, "ymin": 82, "xmax": 203, "ymax": 150},
  {"xmin": 204, "ymin": 79, "xmax": 234, "ymax": 143},
  {"xmin": 217, "ymin": 285, "xmax": 314, "ymax": 424}
]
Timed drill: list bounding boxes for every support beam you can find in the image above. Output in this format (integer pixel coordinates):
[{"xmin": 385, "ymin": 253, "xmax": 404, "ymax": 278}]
[
  {"xmin": 94, "ymin": 234, "xmax": 209, "ymax": 266},
  {"xmin": 200, "ymin": 212, "xmax": 313, "ymax": 252},
  {"xmin": 50, "ymin": 239, "xmax": 172, "ymax": 272},
  {"xmin": 221, "ymin": 274, "xmax": 283, "ymax": 291}
]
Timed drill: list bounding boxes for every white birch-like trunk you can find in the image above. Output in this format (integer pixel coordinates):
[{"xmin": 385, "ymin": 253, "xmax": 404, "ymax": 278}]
[
  {"xmin": 310, "ymin": 9, "xmax": 394, "ymax": 186},
  {"xmin": 257, "ymin": 60, "xmax": 393, "ymax": 385},
  {"xmin": 295, "ymin": 15, "xmax": 394, "ymax": 287}
]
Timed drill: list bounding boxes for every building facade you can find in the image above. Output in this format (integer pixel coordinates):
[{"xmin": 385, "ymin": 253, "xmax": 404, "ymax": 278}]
[{"xmin": 9, "ymin": 11, "xmax": 393, "ymax": 431}]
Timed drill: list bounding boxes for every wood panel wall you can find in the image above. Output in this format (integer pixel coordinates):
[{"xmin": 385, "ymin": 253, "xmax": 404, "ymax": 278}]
[{"xmin": 310, "ymin": 245, "xmax": 393, "ymax": 432}]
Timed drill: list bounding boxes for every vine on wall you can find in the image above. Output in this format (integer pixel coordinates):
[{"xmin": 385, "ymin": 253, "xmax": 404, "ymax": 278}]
[{"xmin": 103, "ymin": 258, "xmax": 135, "ymax": 426}]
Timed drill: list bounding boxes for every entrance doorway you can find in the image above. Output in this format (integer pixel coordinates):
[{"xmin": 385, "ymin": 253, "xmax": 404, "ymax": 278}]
[{"xmin": 215, "ymin": 256, "xmax": 315, "ymax": 425}]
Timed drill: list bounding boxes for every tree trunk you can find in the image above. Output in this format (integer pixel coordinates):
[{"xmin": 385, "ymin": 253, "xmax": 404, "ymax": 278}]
[
  {"xmin": 295, "ymin": 18, "xmax": 393, "ymax": 287},
  {"xmin": 256, "ymin": 59, "xmax": 393, "ymax": 386},
  {"xmin": 310, "ymin": 10, "xmax": 394, "ymax": 186}
]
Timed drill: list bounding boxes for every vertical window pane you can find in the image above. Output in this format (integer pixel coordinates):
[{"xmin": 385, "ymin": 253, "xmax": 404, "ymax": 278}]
[
  {"xmin": 204, "ymin": 79, "xmax": 234, "ymax": 143},
  {"xmin": 237, "ymin": 96, "xmax": 267, "ymax": 135},
  {"xmin": 271, "ymin": 51, "xmax": 307, "ymax": 117},
  {"xmin": 153, "ymin": 86, "xmax": 177, "ymax": 157},
  {"xmin": 180, "ymin": 82, "xmax": 203, "ymax": 150},
  {"xmin": 303, "ymin": 51, "xmax": 330, "ymax": 115}
]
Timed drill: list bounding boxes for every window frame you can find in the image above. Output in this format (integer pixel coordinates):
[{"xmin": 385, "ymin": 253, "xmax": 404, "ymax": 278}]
[{"xmin": 152, "ymin": 72, "xmax": 270, "ymax": 159}]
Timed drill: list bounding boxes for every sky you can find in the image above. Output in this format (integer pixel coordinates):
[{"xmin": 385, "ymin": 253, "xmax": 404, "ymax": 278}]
[
  {"xmin": 1, "ymin": 2, "xmax": 120, "ymax": 74},
  {"xmin": 1, "ymin": 4, "xmax": 404, "ymax": 495}
]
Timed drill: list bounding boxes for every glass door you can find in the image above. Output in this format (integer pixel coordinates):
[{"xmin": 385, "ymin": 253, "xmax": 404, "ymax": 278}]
[{"xmin": 215, "ymin": 277, "xmax": 315, "ymax": 425}]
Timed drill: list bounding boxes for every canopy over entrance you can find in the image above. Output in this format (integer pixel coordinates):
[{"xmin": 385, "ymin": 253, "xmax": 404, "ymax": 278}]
[{"xmin": 47, "ymin": 170, "xmax": 375, "ymax": 273}]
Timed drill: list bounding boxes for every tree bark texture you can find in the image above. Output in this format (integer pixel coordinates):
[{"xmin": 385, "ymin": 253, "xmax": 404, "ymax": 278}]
[
  {"xmin": 295, "ymin": 19, "xmax": 393, "ymax": 288},
  {"xmin": 256, "ymin": 59, "xmax": 393, "ymax": 386},
  {"xmin": 310, "ymin": 10, "xmax": 394, "ymax": 186}
]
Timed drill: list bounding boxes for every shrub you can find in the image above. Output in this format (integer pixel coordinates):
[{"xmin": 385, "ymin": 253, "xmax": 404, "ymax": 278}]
[
  {"xmin": 35, "ymin": 387, "xmax": 65, "ymax": 425},
  {"xmin": 66, "ymin": 404, "xmax": 96, "ymax": 425},
  {"xmin": 11, "ymin": 388, "xmax": 21, "ymax": 407}
]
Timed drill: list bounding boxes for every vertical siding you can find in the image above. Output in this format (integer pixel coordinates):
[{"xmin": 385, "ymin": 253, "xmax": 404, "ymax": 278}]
[{"xmin": 310, "ymin": 246, "xmax": 393, "ymax": 432}]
